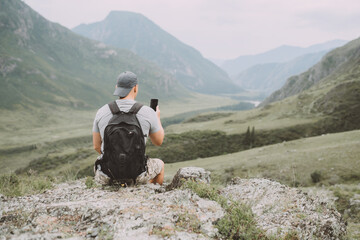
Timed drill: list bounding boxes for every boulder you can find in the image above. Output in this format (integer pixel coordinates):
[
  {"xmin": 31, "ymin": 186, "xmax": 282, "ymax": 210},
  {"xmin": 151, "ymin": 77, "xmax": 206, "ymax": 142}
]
[
  {"xmin": 222, "ymin": 177, "xmax": 347, "ymax": 239},
  {"xmin": 167, "ymin": 167, "xmax": 211, "ymax": 190}
]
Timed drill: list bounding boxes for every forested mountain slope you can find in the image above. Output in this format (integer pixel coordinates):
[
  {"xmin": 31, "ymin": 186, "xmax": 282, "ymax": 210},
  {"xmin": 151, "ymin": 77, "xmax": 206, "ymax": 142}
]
[{"xmin": 0, "ymin": 1, "xmax": 188, "ymax": 110}]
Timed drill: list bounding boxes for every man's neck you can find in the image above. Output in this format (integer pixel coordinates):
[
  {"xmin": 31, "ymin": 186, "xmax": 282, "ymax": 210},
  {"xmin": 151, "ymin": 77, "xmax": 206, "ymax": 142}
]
[{"xmin": 120, "ymin": 96, "xmax": 135, "ymax": 100}]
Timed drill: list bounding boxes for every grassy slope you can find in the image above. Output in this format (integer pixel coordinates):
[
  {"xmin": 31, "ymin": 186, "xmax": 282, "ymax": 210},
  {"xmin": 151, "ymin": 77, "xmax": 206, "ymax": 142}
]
[
  {"xmin": 165, "ymin": 94, "xmax": 320, "ymax": 135},
  {"xmin": 164, "ymin": 129, "xmax": 360, "ymax": 186}
]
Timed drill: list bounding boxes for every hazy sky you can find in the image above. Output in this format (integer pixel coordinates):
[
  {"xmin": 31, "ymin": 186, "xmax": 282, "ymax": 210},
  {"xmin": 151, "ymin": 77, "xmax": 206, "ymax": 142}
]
[{"xmin": 23, "ymin": 0, "xmax": 360, "ymax": 59}]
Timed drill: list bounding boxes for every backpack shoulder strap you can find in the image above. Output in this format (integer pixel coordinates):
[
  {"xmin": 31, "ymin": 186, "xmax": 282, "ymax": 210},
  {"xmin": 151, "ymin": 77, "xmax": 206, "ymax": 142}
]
[
  {"xmin": 128, "ymin": 102, "xmax": 143, "ymax": 114},
  {"xmin": 108, "ymin": 101, "xmax": 121, "ymax": 115}
]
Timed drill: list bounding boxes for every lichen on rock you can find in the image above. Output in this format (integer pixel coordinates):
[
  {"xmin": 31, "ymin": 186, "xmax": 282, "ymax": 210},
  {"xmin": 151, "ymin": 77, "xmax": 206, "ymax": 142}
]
[
  {"xmin": 222, "ymin": 177, "xmax": 347, "ymax": 239},
  {"xmin": 167, "ymin": 167, "xmax": 211, "ymax": 190},
  {"xmin": 0, "ymin": 178, "xmax": 223, "ymax": 239},
  {"xmin": 0, "ymin": 169, "xmax": 347, "ymax": 240}
]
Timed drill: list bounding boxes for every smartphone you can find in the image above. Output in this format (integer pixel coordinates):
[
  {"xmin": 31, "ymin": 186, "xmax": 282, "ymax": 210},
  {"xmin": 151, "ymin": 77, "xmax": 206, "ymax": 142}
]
[{"xmin": 150, "ymin": 99, "xmax": 158, "ymax": 111}]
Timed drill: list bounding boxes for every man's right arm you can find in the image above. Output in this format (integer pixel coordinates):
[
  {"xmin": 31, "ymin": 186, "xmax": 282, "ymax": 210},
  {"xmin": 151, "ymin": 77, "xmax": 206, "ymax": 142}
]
[
  {"xmin": 93, "ymin": 132, "xmax": 102, "ymax": 154},
  {"xmin": 92, "ymin": 112, "xmax": 102, "ymax": 154},
  {"xmin": 149, "ymin": 106, "xmax": 164, "ymax": 146}
]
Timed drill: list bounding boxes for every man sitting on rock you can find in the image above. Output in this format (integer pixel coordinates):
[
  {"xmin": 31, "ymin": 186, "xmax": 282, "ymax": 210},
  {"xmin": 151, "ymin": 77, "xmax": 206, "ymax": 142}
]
[{"xmin": 92, "ymin": 71, "xmax": 165, "ymax": 185}]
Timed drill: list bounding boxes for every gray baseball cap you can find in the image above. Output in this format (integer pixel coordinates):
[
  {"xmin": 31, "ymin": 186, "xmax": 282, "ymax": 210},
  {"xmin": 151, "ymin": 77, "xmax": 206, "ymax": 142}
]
[{"xmin": 113, "ymin": 71, "xmax": 138, "ymax": 98}]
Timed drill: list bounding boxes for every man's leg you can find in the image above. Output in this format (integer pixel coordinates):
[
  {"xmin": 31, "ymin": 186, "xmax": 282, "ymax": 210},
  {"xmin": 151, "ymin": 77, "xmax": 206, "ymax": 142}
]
[
  {"xmin": 94, "ymin": 155, "xmax": 110, "ymax": 185},
  {"xmin": 136, "ymin": 158, "xmax": 164, "ymax": 185},
  {"xmin": 149, "ymin": 160, "xmax": 164, "ymax": 185}
]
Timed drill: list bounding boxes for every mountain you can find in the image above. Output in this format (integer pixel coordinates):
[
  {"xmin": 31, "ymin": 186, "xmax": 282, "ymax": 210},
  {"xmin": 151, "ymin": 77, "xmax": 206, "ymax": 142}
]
[
  {"xmin": 0, "ymin": 1, "xmax": 188, "ymax": 110},
  {"xmin": 233, "ymin": 50, "xmax": 329, "ymax": 94},
  {"xmin": 209, "ymin": 58, "xmax": 225, "ymax": 67},
  {"xmin": 260, "ymin": 36, "xmax": 360, "ymax": 130},
  {"xmin": 168, "ymin": 37, "xmax": 360, "ymax": 137},
  {"xmin": 72, "ymin": 11, "xmax": 242, "ymax": 94},
  {"xmin": 261, "ymin": 37, "xmax": 360, "ymax": 105},
  {"xmin": 221, "ymin": 40, "xmax": 348, "ymax": 77}
]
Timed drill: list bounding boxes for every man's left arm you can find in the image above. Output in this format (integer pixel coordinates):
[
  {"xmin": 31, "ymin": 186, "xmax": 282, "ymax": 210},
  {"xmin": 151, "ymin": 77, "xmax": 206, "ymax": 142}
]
[{"xmin": 149, "ymin": 106, "xmax": 164, "ymax": 146}]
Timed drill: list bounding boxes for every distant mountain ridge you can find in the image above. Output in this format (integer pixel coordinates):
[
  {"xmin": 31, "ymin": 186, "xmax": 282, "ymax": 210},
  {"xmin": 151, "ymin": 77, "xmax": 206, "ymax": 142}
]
[
  {"xmin": 0, "ymin": 1, "xmax": 188, "ymax": 109},
  {"xmin": 233, "ymin": 50, "xmax": 329, "ymax": 94},
  {"xmin": 73, "ymin": 11, "xmax": 242, "ymax": 94},
  {"xmin": 259, "ymin": 36, "xmax": 360, "ymax": 131},
  {"xmin": 221, "ymin": 40, "xmax": 348, "ymax": 77},
  {"xmin": 261, "ymin": 37, "xmax": 360, "ymax": 106}
]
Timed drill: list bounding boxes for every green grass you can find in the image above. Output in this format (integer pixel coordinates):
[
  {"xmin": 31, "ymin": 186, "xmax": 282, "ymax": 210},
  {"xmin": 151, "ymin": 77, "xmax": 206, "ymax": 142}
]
[
  {"xmin": 164, "ymin": 129, "xmax": 360, "ymax": 187},
  {"xmin": 161, "ymin": 101, "xmax": 252, "ymax": 128},
  {"xmin": 0, "ymin": 171, "xmax": 54, "ymax": 197},
  {"xmin": 165, "ymin": 97, "xmax": 320, "ymax": 135},
  {"xmin": 183, "ymin": 181, "xmax": 270, "ymax": 239},
  {"xmin": 148, "ymin": 117, "xmax": 355, "ymax": 166},
  {"xmin": 147, "ymin": 130, "xmax": 244, "ymax": 163},
  {"xmin": 330, "ymin": 185, "xmax": 360, "ymax": 222}
]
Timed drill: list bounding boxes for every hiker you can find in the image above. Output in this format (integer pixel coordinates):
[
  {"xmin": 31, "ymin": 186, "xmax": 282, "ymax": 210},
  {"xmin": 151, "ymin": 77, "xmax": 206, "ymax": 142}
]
[{"xmin": 92, "ymin": 71, "xmax": 165, "ymax": 186}]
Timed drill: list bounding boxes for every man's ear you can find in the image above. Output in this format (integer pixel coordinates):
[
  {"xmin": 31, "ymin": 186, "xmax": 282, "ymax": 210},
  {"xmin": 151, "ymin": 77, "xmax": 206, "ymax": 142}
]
[{"xmin": 134, "ymin": 85, "xmax": 138, "ymax": 93}]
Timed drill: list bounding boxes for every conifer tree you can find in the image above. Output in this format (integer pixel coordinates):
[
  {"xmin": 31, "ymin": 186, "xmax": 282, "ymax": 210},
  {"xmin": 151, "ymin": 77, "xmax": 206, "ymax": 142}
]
[
  {"xmin": 243, "ymin": 126, "xmax": 251, "ymax": 147},
  {"xmin": 250, "ymin": 126, "xmax": 255, "ymax": 148}
]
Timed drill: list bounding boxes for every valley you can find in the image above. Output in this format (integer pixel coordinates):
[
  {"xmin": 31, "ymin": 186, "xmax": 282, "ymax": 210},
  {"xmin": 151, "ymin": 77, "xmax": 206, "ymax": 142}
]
[{"xmin": 0, "ymin": 92, "xmax": 238, "ymax": 173}]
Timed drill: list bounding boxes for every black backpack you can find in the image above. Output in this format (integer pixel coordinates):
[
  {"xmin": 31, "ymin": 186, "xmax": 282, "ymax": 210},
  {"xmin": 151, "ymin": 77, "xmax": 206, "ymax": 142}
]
[{"xmin": 97, "ymin": 101, "xmax": 147, "ymax": 184}]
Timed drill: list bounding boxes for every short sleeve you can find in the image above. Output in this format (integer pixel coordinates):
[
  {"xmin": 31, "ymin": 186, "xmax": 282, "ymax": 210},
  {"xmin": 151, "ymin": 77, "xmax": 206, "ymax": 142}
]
[{"xmin": 92, "ymin": 114, "xmax": 100, "ymax": 132}]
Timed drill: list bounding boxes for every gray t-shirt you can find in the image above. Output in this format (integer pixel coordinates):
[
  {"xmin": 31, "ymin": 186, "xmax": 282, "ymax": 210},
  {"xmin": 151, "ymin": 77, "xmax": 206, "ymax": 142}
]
[{"xmin": 92, "ymin": 99, "xmax": 160, "ymax": 152}]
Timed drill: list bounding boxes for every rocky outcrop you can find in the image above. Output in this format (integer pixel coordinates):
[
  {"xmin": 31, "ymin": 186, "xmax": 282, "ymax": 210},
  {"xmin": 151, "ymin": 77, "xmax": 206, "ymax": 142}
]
[
  {"xmin": 223, "ymin": 178, "xmax": 347, "ymax": 239},
  {"xmin": 0, "ymin": 168, "xmax": 347, "ymax": 239},
  {"xmin": 167, "ymin": 167, "xmax": 211, "ymax": 190},
  {"xmin": 0, "ymin": 180, "xmax": 223, "ymax": 239}
]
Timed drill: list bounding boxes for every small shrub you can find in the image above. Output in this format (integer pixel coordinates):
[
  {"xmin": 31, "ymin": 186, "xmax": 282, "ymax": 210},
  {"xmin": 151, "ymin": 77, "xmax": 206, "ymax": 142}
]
[
  {"xmin": 85, "ymin": 176, "xmax": 96, "ymax": 189},
  {"xmin": 216, "ymin": 201, "xmax": 267, "ymax": 240},
  {"xmin": 150, "ymin": 225, "xmax": 174, "ymax": 238},
  {"xmin": 331, "ymin": 186, "xmax": 360, "ymax": 230},
  {"xmin": 183, "ymin": 181, "xmax": 268, "ymax": 239},
  {"xmin": 183, "ymin": 113, "xmax": 233, "ymax": 123},
  {"xmin": 78, "ymin": 165, "xmax": 95, "ymax": 178},
  {"xmin": 175, "ymin": 213, "xmax": 201, "ymax": 233},
  {"xmin": 16, "ymin": 149, "xmax": 94, "ymax": 174},
  {"xmin": 283, "ymin": 230, "xmax": 300, "ymax": 240},
  {"xmin": 183, "ymin": 180, "xmax": 227, "ymax": 207},
  {"xmin": 311, "ymin": 171, "xmax": 322, "ymax": 183},
  {"xmin": 97, "ymin": 224, "xmax": 114, "ymax": 240},
  {"xmin": 61, "ymin": 166, "xmax": 80, "ymax": 182},
  {"xmin": 0, "ymin": 173, "xmax": 21, "ymax": 196}
]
